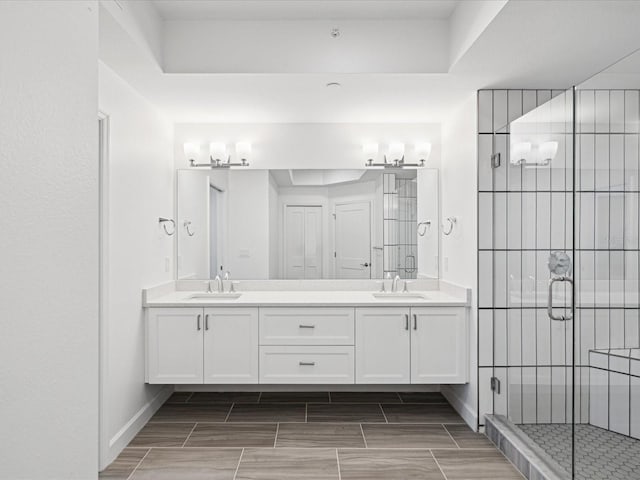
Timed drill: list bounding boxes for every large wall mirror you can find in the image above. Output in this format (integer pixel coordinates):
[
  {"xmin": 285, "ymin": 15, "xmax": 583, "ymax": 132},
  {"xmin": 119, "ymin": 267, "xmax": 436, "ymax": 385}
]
[{"xmin": 176, "ymin": 168, "xmax": 439, "ymax": 280}]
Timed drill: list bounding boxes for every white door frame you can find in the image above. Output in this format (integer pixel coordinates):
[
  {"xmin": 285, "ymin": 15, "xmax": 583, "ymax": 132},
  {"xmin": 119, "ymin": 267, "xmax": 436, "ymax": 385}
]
[{"xmin": 98, "ymin": 112, "xmax": 110, "ymax": 471}]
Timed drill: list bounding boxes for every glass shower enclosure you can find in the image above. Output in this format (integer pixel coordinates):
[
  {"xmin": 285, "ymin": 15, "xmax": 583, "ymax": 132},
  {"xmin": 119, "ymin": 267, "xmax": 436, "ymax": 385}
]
[{"xmin": 483, "ymin": 48, "xmax": 640, "ymax": 479}]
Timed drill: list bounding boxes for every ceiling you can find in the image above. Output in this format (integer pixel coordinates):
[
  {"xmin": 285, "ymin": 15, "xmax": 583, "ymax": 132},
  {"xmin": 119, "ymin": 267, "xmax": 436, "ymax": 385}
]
[
  {"xmin": 100, "ymin": 0, "xmax": 640, "ymax": 124},
  {"xmin": 152, "ymin": 0, "xmax": 460, "ymax": 21}
]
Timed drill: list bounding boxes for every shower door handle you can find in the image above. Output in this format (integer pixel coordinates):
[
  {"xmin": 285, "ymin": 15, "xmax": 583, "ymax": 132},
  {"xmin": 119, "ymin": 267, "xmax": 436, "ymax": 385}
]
[{"xmin": 547, "ymin": 276, "xmax": 573, "ymax": 321}]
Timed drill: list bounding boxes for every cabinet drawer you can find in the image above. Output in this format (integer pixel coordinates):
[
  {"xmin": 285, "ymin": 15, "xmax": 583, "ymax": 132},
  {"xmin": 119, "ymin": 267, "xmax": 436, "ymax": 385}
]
[
  {"xmin": 259, "ymin": 346, "xmax": 354, "ymax": 384},
  {"xmin": 259, "ymin": 307, "xmax": 354, "ymax": 345}
]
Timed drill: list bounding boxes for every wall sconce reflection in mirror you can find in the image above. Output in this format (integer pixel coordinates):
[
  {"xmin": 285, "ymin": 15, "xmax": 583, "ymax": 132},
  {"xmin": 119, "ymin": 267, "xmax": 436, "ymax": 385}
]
[
  {"xmin": 417, "ymin": 221, "xmax": 431, "ymax": 236},
  {"xmin": 510, "ymin": 141, "xmax": 558, "ymax": 168},
  {"xmin": 184, "ymin": 141, "xmax": 251, "ymax": 169},
  {"xmin": 184, "ymin": 221, "xmax": 195, "ymax": 237},
  {"xmin": 442, "ymin": 216, "xmax": 457, "ymax": 236},
  {"xmin": 158, "ymin": 217, "xmax": 175, "ymax": 236},
  {"xmin": 364, "ymin": 141, "xmax": 430, "ymax": 168}
]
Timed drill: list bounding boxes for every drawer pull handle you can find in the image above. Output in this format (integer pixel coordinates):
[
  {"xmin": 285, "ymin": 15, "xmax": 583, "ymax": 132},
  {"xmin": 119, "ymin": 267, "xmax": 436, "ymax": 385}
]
[
  {"xmin": 197, "ymin": 314, "xmax": 201, "ymax": 331},
  {"xmin": 299, "ymin": 361, "xmax": 316, "ymax": 366},
  {"xmin": 299, "ymin": 324, "xmax": 316, "ymax": 329},
  {"xmin": 413, "ymin": 314, "xmax": 417, "ymax": 330},
  {"xmin": 205, "ymin": 314, "xmax": 209, "ymax": 331},
  {"xmin": 404, "ymin": 314, "xmax": 409, "ymax": 330}
]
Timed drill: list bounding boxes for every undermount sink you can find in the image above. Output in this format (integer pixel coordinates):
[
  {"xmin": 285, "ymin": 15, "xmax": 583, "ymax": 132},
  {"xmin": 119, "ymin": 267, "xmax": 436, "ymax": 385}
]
[
  {"xmin": 371, "ymin": 292, "xmax": 427, "ymax": 300},
  {"xmin": 189, "ymin": 293, "xmax": 242, "ymax": 300}
]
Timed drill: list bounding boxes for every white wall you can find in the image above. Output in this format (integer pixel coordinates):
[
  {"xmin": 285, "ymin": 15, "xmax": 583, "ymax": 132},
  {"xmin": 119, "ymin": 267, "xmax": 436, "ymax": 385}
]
[
  {"xmin": 99, "ymin": 62, "xmax": 174, "ymax": 466},
  {"xmin": 173, "ymin": 123, "xmax": 440, "ymax": 171},
  {"xmin": 0, "ymin": 3, "xmax": 99, "ymax": 479},
  {"xmin": 439, "ymin": 94, "xmax": 479, "ymax": 428},
  {"xmin": 226, "ymin": 170, "xmax": 271, "ymax": 279}
]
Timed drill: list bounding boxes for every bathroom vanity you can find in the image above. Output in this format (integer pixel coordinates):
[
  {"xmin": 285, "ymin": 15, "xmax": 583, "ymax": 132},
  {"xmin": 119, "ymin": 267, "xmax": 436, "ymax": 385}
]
[{"xmin": 143, "ymin": 282, "xmax": 470, "ymax": 386}]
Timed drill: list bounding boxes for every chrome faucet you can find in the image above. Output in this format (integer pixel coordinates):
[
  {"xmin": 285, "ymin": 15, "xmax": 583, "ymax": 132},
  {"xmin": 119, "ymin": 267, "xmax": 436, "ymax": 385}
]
[
  {"xmin": 223, "ymin": 271, "xmax": 231, "ymax": 292},
  {"xmin": 214, "ymin": 274, "xmax": 223, "ymax": 293},
  {"xmin": 392, "ymin": 274, "xmax": 401, "ymax": 293}
]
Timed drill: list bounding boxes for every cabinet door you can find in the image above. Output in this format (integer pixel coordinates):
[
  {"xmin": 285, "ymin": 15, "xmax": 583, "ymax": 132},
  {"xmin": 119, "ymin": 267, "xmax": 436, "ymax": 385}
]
[
  {"xmin": 355, "ymin": 307, "xmax": 410, "ymax": 384},
  {"xmin": 204, "ymin": 308, "xmax": 259, "ymax": 383},
  {"xmin": 147, "ymin": 308, "xmax": 203, "ymax": 384},
  {"xmin": 410, "ymin": 307, "xmax": 468, "ymax": 384}
]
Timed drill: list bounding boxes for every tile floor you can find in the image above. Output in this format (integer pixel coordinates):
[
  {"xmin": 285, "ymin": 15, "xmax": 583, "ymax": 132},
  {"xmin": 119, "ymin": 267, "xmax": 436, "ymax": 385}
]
[
  {"xmin": 520, "ymin": 423, "xmax": 640, "ymax": 480},
  {"xmin": 100, "ymin": 392, "xmax": 524, "ymax": 480}
]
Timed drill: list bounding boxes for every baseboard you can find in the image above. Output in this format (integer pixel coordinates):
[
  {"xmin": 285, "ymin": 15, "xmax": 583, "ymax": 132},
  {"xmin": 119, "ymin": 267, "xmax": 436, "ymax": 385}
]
[
  {"xmin": 441, "ymin": 385, "xmax": 477, "ymax": 430},
  {"xmin": 101, "ymin": 386, "xmax": 173, "ymax": 471}
]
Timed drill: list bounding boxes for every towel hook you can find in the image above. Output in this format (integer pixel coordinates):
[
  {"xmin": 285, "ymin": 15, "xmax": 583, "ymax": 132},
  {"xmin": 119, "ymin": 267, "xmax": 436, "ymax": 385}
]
[
  {"xmin": 158, "ymin": 217, "xmax": 175, "ymax": 236},
  {"xmin": 417, "ymin": 221, "xmax": 431, "ymax": 237},
  {"xmin": 442, "ymin": 217, "xmax": 457, "ymax": 236},
  {"xmin": 184, "ymin": 220, "xmax": 195, "ymax": 237}
]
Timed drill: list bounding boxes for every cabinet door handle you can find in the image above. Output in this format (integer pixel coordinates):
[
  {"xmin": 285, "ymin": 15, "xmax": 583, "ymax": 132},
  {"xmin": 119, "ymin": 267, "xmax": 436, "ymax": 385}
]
[
  {"xmin": 299, "ymin": 361, "xmax": 316, "ymax": 366},
  {"xmin": 299, "ymin": 324, "xmax": 316, "ymax": 329},
  {"xmin": 413, "ymin": 314, "xmax": 417, "ymax": 330},
  {"xmin": 197, "ymin": 314, "xmax": 201, "ymax": 331},
  {"xmin": 405, "ymin": 314, "xmax": 409, "ymax": 330},
  {"xmin": 205, "ymin": 314, "xmax": 209, "ymax": 330}
]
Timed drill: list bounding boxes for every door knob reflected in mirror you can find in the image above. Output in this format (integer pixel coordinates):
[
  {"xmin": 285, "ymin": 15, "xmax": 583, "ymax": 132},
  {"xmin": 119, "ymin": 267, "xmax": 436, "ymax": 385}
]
[{"xmin": 360, "ymin": 263, "xmax": 370, "ymax": 267}]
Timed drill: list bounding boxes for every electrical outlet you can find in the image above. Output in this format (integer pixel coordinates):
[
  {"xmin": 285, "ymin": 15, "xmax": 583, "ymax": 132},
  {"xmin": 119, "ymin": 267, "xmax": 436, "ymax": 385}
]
[
  {"xmin": 444, "ymin": 257, "xmax": 449, "ymax": 272},
  {"xmin": 164, "ymin": 257, "xmax": 170, "ymax": 272}
]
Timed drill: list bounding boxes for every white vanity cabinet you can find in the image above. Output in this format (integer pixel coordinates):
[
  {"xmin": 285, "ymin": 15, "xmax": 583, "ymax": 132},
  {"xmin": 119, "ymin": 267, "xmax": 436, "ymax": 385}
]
[
  {"xmin": 146, "ymin": 302, "xmax": 468, "ymax": 385},
  {"xmin": 410, "ymin": 307, "xmax": 467, "ymax": 384},
  {"xmin": 355, "ymin": 307, "xmax": 411, "ymax": 383},
  {"xmin": 355, "ymin": 306, "xmax": 467, "ymax": 384},
  {"xmin": 203, "ymin": 308, "xmax": 259, "ymax": 384},
  {"xmin": 147, "ymin": 308, "xmax": 204, "ymax": 384},
  {"xmin": 146, "ymin": 307, "xmax": 259, "ymax": 384}
]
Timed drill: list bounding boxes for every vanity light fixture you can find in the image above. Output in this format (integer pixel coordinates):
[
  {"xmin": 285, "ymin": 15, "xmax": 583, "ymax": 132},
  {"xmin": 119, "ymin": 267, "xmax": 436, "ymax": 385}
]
[
  {"xmin": 185, "ymin": 141, "xmax": 251, "ymax": 168},
  {"xmin": 511, "ymin": 140, "xmax": 558, "ymax": 168},
  {"xmin": 364, "ymin": 141, "xmax": 427, "ymax": 168},
  {"xmin": 363, "ymin": 143, "xmax": 379, "ymax": 163}
]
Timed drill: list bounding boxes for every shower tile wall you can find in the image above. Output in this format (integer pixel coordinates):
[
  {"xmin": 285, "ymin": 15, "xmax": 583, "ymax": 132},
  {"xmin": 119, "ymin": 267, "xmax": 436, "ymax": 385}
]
[
  {"xmin": 383, "ymin": 173, "xmax": 418, "ymax": 279},
  {"xmin": 478, "ymin": 89, "xmax": 640, "ymax": 428}
]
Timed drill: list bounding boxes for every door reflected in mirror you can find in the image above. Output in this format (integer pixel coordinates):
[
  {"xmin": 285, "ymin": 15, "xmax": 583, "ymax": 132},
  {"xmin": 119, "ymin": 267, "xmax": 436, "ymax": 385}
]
[{"xmin": 176, "ymin": 168, "xmax": 438, "ymax": 280}]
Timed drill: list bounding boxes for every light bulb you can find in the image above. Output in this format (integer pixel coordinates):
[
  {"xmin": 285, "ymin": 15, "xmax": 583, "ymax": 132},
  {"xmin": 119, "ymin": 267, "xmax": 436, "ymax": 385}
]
[
  {"xmin": 388, "ymin": 142, "xmax": 405, "ymax": 162},
  {"xmin": 209, "ymin": 142, "xmax": 227, "ymax": 162},
  {"xmin": 236, "ymin": 142, "xmax": 252, "ymax": 163},
  {"xmin": 415, "ymin": 142, "xmax": 432, "ymax": 161},
  {"xmin": 363, "ymin": 143, "xmax": 379, "ymax": 160},
  {"xmin": 183, "ymin": 142, "xmax": 200, "ymax": 162}
]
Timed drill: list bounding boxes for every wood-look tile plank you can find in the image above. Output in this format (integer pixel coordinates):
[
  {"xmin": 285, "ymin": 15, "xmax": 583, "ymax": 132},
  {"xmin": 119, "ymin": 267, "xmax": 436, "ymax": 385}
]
[
  {"xmin": 129, "ymin": 448, "xmax": 242, "ymax": 480},
  {"xmin": 235, "ymin": 448, "xmax": 339, "ymax": 480},
  {"xmin": 150, "ymin": 403, "xmax": 232, "ymax": 423},
  {"xmin": 444, "ymin": 424, "xmax": 493, "ymax": 448},
  {"xmin": 99, "ymin": 448, "xmax": 149, "ymax": 479},
  {"xmin": 276, "ymin": 423, "xmax": 365, "ymax": 448},
  {"xmin": 330, "ymin": 392, "xmax": 401, "ymax": 403},
  {"xmin": 338, "ymin": 449, "xmax": 445, "ymax": 480},
  {"xmin": 165, "ymin": 392, "xmax": 193, "ymax": 404},
  {"xmin": 361, "ymin": 424, "xmax": 457, "ymax": 448},
  {"xmin": 398, "ymin": 392, "xmax": 447, "ymax": 404},
  {"xmin": 227, "ymin": 403, "xmax": 306, "ymax": 423},
  {"xmin": 185, "ymin": 423, "xmax": 277, "ymax": 447},
  {"xmin": 189, "ymin": 392, "xmax": 260, "ymax": 403},
  {"xmin": 431, "ymin": 449, "xmax": 525, "ymax": 479},
  {"xmin": 260, "ymin": 392, "xmax": 330, "ymax": 403},
  {"xmin": 381, "ymin": 404, "xmax": 464, "ymax": 424},
  {"xmin": 307, "ymin": 403, "xmax": 386, "ymax": 423},
  {"xmin": 128, "ymin": 423, "xmax": 195, "ymax": 448}
]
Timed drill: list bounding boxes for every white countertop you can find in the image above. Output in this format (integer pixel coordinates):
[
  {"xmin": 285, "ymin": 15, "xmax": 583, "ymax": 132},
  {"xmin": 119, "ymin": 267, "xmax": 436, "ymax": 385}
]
[{"xmin": 144, "ymin": 289, "xmax": 469, "ymax": 308}]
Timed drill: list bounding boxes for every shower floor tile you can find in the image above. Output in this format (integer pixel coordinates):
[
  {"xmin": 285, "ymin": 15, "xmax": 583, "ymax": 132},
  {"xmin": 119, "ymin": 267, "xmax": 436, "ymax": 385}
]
[{"xmin": 518, "ymin": 423, "xmax": 640, "ymax": 480}]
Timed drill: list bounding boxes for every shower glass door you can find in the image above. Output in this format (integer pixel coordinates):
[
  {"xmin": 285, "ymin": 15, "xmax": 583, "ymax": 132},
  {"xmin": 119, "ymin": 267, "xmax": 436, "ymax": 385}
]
[
  {"xmin": 489, "ymin": 56, "xmax": 640, "ymax": 478},
  {"xmin": 487, "ymin": 88, "xmax": 578, "ymax": 476}
]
